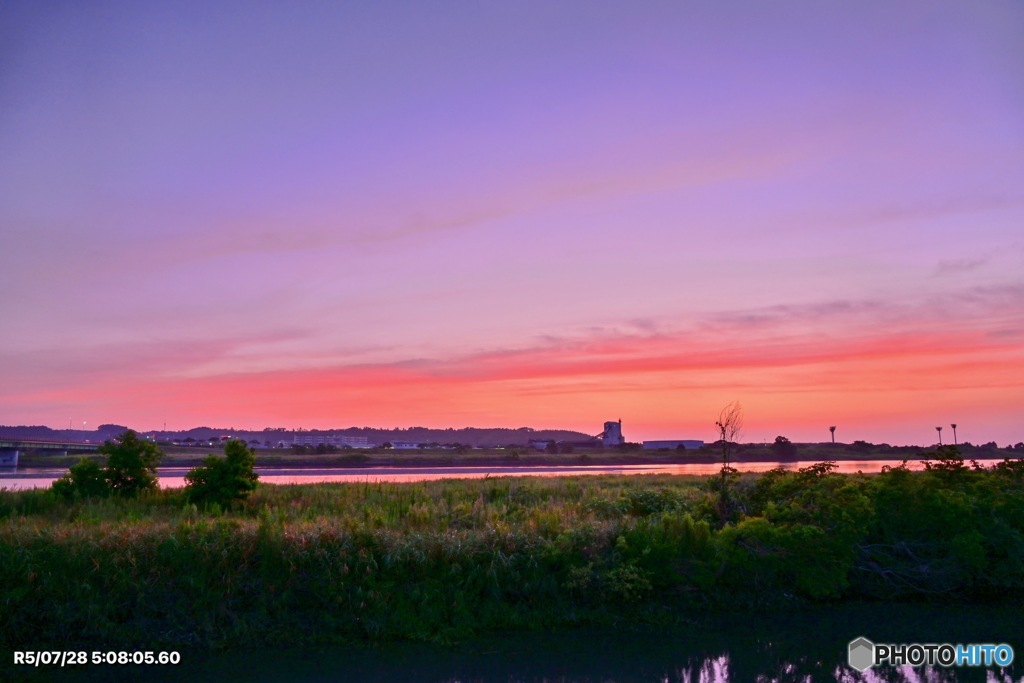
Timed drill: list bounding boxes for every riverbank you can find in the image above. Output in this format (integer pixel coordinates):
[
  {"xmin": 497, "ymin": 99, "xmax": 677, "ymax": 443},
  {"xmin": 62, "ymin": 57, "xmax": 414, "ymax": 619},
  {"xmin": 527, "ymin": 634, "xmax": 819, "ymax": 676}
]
[
  {"xmin": 2, "ymin": 461, "xmax": 1023, "ymax": 659},
  {"xmin": 16, "ymin": 440, "xmax": 1014, "ymax": 470},
  {"xmin": 13, "ymin": 458, "xmax": 1016, "ymax": 492}
]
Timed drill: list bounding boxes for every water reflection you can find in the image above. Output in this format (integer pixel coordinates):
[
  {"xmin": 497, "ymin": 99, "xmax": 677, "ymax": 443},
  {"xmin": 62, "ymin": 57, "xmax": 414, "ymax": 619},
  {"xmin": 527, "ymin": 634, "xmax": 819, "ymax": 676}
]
[
  {"xmin": 0, "ymin": 459, "xmax": 1011, "ymax": 491},
  {"xmin": 55, "ymin": 604, "xmax": 1022, "ymax": 682}
]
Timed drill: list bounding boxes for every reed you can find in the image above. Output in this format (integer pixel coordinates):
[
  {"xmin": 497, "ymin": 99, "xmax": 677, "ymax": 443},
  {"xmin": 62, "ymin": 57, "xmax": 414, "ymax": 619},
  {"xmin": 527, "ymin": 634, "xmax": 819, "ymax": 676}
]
[{"xmin": 2, "ymin": 462, "xmax": 1022, "ymax": 650}]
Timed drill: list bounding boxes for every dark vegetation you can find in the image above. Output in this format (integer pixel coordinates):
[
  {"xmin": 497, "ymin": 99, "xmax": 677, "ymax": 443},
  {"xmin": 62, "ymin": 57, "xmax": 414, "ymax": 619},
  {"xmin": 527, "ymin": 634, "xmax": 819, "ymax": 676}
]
[
  {"xmin": 53, "ymin": 430, "xmax": 259, "ymax": 510},
  {"xmin": 184, "ymin": 439, "xmax": 260, "ymax": 508},
  {"xmin": 52, "ymin": 430, "xmax": 162, "ymax": 499},
  {"xmin": 1, "ymin": 446, "xmax": 1023, "ymax": 651},
  {"xmin": 1, "ymin": 424, "xmax": 595, "ymax": 449},
  {"xmin": 15, "ymin": 433, "xmax": 1024, "ymax": 471}
]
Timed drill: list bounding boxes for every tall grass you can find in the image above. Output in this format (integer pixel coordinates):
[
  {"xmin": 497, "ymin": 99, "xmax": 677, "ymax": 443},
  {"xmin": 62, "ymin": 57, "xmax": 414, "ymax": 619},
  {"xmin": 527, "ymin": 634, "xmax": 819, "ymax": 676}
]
[{"xmin": 2, "ymin": 464, "xmax": 1023, "ymax": 650}]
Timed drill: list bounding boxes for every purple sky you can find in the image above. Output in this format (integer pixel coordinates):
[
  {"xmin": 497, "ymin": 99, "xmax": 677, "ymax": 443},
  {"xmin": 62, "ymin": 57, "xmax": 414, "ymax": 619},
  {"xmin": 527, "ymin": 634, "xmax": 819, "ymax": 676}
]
[{"xmin": 2, "ymin": 1, "xmax": 1022, "ymax": 445}]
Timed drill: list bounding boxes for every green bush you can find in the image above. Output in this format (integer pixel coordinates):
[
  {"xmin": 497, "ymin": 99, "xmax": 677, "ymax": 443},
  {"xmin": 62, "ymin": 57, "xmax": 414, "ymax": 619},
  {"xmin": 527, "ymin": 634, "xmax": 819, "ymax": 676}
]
[
  {"xmin": 50, "ymin": 430, "xmax": 163, "ymax": 499},
  {"xmin": 102, "ymin": 430, "xmax": 163, "ymax": 496},
  {"xmin": 714, "ymin": 517, "xmax": 851, "ymax": 601},
  {"xmin": 185, "ymin": 439, "xmax": 259, "ymax": 507},
  {"xmin": 857, "ymin": 458, "xmax": 998, "ymax": 597},
  {"xmin": 52, "ymin": 458, "xmax": 109, "ymax": 499}
]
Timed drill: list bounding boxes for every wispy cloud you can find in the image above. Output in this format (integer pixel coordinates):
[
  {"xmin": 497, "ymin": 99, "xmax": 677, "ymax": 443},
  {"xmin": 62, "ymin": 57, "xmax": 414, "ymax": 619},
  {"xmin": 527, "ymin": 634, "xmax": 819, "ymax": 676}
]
[
  {"xmin": 10, "ymin": 285, "xmax": 1021, "ymax": 431},
  {"xmin": 933, "ymin": 255, "xmax": 991, "ymax": 277},
  {"xmin": 856, "ymin": 194, "xmax": 1024, "ymax": 230}
]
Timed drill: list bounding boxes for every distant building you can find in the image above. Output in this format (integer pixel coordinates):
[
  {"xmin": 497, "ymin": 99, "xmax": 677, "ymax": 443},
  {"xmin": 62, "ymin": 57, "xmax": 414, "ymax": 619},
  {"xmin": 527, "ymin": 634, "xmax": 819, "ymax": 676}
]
[
  {"xmin": 528, "ymin": 439, "xmax": 554, "ymax": 451},
  {"xmin": 390, "ymin": 441, "xmax": 422, "ymax": 450},
  {"xmin": 642, "ymin": 440, "xmax": 704, "ymax": 450},
  {"xmin": 292, "ymin": 434, "xmax": 370, "ymax": 448},
  {"xmin": 601, "ymin": 420, "xmax": 625, "ymax": 447}
]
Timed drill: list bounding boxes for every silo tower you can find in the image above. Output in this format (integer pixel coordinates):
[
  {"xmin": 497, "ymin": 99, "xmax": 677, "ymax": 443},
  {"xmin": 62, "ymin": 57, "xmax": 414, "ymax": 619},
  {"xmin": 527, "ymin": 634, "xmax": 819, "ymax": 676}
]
[{"xmin": 602, "ymin": 420, "xmax": 625, "ymax": 447}]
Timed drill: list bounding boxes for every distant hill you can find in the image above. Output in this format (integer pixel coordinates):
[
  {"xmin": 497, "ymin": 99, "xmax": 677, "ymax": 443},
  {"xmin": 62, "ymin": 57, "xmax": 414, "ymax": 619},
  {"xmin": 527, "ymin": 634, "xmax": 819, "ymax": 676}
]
[
  {"xmin": 4, "ymin": 424, "xmax": 1019, "ymax": 453},
  {"xmin": 0, "ymin": 423, "xmax": 129, "ymax": 443},
  {"xmin": 0, "ymin": 424, "xmax": 595, "ymax": 448}
]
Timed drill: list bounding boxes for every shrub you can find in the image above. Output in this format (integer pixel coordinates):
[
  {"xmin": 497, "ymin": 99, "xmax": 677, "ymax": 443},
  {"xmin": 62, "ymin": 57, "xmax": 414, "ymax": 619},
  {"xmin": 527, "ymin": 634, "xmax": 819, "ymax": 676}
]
[
  {"xmin": 102, "ymin": 430, "xmax": 163, "ymax": 496},
  {"xmin": 51, "ymin": 458, "xmax": 109, "ymax": 499},
  {"xmin": 50, "ymin": 430, "xmax": 163, "ymax": 499},
  {"xmin": 185, "ymin": 439, "xmax": 259, "ymax": 507}
]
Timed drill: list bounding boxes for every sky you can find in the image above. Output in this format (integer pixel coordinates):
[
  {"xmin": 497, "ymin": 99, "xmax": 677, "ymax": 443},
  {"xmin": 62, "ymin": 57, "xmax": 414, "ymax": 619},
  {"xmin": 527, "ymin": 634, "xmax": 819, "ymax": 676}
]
[{"xmin": 1, "ymin": 1, "xmax": 1022, "ymax": 446}]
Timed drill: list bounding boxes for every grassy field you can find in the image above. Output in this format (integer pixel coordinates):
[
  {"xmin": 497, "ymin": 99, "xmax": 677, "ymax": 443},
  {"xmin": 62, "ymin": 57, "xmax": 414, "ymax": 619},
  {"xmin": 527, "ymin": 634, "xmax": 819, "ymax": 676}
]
[{"xmin": 2, "ymin": 458, "xmax": 1023, "ymax": 652}]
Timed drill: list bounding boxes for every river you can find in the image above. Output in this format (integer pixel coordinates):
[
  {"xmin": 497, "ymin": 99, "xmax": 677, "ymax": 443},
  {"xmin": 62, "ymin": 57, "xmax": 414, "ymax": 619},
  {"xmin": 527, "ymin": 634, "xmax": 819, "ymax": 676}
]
[
  {"xmin": 0, "ymin": 459, "xmax": 1012, "ymax": 491},
  {"xmin": 34, "ymin": 602, "xmax": 1024, "ymax": 682}
]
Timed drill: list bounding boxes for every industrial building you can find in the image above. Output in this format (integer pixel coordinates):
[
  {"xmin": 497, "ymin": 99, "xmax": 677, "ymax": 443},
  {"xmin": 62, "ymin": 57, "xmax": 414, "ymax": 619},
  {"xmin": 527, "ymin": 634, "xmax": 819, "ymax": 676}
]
[
  {"xmin": 600, "ymin": 420, "xmax": 625, "ymax": 447},
  {"xmin": 292, "ymin": 434, "xmax": 370, "ymax": 448},
  {"xmin": 531, "ymin": 422, "xmax": 704, "ymax": 452}
]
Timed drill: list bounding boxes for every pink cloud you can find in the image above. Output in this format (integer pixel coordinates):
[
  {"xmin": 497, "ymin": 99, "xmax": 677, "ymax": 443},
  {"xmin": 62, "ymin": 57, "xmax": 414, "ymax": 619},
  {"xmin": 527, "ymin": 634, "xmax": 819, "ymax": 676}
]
[{"xmin": 7, "ymin": 288, "xmax": 1020, "ymax": 445}]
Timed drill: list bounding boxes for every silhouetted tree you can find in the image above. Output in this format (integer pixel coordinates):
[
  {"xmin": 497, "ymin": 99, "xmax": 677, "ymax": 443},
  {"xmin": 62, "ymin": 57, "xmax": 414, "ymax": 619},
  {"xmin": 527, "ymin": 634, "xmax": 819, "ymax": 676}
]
[
  {"xmin": 52, "ymin": 430, "xmax": 163, "ymax": 498},
  {"xmin": 716, "ymin": 402, "xmax": 743, "ymax": 470},
  {"xmin": 772, "ymin": 435, "xmax": 798, "ymax": 460},
  {"xmin": 51, "ymin": 458, "xmax": 108, "ymax": 499},
  {"xmin": 714, "ymin": 402, "xmax": 743, "ymax": 523},
  {"xmin": 102, "ymin": 430, "xmax": 163, "ymax": 497},
  {"xmin": 185, "ymin": 439, "xmax": 259, "ymax": 507}
]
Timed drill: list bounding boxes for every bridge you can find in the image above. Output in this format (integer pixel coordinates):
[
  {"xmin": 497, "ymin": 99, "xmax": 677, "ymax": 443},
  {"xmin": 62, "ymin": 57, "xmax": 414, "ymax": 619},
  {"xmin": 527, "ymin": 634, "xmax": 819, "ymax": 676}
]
[{"xmin": 0, "ymin": 439, "xmax": 100, "ymax": 467}]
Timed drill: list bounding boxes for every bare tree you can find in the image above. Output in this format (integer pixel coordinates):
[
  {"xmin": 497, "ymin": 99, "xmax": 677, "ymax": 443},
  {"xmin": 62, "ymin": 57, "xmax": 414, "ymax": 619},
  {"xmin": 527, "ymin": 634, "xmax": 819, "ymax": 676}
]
[
  {"xmin": 714, "ymin": 401, "xmax": 743, "ymax": 524},
  {"xmin": 716, "ymin": 401, "xmax": 743, "ymax": 468},
  {"xmin": 951, "ymin": 423, "xmax": 958, "ymax": 446},
  {"xmin": 936, "ymin": 426, "xmax": 943, "ymax": 446},
  {"xmin": 829, "ymin": 425, "xmax": 836, "ymax": 444}
]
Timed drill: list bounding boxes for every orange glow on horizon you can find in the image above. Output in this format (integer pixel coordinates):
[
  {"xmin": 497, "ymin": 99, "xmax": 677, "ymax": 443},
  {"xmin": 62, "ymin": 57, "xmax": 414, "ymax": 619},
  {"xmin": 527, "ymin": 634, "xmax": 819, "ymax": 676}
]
[{"xmin": 7, "ymin": 323, "xmax": 1021, "ymax": 446}]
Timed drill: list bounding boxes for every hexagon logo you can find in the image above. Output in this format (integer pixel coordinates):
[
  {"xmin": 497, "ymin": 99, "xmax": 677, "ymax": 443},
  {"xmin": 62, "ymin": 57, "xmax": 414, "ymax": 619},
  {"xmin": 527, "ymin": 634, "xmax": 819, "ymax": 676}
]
[{"xmin": 848, "ymin": 637, "xmax": 875, "ymax": 672}]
